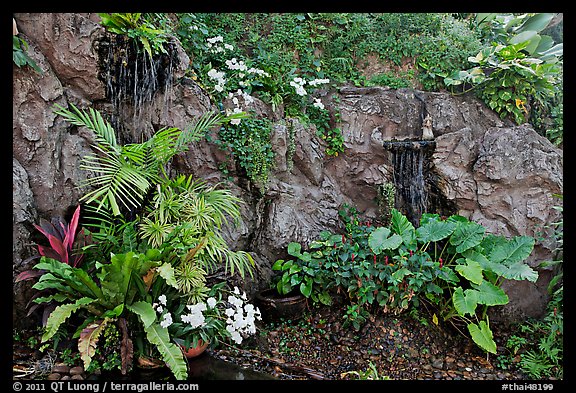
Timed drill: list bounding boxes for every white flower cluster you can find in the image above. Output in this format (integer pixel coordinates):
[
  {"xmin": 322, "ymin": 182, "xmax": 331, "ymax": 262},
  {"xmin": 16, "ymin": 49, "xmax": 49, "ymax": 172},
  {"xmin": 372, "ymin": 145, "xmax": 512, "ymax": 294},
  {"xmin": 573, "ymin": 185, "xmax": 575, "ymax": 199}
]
[
  {"xmin": 225, "ymin": 57, "xmax": 248, "ymax": 73},
  {"xmin": 308, "ymin": 78, "xmax": 330, "ymax": 87},
  {"xmin": 290, "ymin": 77, "xmax": 330, "ymax": 97},
  {"xmin": 181, "ymin": 302, "xmax": 208, "ymax": 329},
  {"xmin": 312, "ymin": 98, "xmax": 325, "ymax": 110},
  {"xmin": 224, "ymin": 287, "xmax": 262, "ymax": 344},
  {"xmin": 226, "ymin": 89, "xmax": 254, "ymax": 125},
  {"xmin": 156, "ymin": 287, "xmax": 261, "ymax": 345},
  {"xmin": 206, "ymin": 36, "xmax": 234, "ymax": 53},
  {"xmin": 290, "ymin": 77, "xmax": 307, "ymax": 96},
  {"xmin": 153, "ymin": 295, "xmax": 174, "ymax": 328},
  {"xmin": 207, "ymin": 68, "xmax": 227, "ymax": 93}
]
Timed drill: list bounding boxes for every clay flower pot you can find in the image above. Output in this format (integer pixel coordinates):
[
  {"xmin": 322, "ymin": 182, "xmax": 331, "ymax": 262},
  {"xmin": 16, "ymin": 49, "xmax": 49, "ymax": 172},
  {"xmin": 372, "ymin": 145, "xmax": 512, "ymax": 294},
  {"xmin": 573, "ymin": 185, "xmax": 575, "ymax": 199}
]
[
  {"xmin": 255, "ymin": 288, "xmax": 307, "ymax": 322},
  {"xmin": 176, "ymin": 339, "xmax": 209, "ymax": 359}
]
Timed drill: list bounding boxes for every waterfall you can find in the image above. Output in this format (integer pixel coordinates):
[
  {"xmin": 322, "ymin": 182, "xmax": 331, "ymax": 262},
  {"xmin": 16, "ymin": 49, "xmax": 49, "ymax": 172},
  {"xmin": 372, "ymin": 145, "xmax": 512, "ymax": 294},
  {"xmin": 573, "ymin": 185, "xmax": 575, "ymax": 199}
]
[
  {"xmin": 383, "ymin": 140, "xmax": 436, "ymax": 226},
  {"xmin": 99, "ymin": 34, "xmax": 177, "ymax": 144}
]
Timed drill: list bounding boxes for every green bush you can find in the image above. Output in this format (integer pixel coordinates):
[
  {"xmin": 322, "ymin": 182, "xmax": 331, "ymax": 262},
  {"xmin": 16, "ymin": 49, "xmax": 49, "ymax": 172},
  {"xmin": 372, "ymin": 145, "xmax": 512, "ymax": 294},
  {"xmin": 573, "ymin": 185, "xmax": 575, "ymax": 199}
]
[{"xmin": 275, "ymin": 205, "xmax": 538, "ymax": 354}]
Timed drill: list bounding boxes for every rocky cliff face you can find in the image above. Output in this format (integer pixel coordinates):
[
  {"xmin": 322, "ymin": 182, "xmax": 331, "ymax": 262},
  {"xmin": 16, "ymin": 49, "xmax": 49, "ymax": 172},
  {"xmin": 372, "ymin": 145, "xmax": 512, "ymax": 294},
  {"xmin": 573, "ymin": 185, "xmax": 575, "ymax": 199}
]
[{"xmin": 12, "ymin": 13, "xmax": 563, "ymax": 328}]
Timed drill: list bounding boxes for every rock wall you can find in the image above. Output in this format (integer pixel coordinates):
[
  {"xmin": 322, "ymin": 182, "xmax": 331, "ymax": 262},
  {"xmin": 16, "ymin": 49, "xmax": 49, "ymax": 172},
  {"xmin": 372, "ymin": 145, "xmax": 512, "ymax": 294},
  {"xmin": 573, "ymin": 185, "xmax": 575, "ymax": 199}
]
[{"xmin": 12, "ymin": 13, "xmax": 563, "ymax": 328}]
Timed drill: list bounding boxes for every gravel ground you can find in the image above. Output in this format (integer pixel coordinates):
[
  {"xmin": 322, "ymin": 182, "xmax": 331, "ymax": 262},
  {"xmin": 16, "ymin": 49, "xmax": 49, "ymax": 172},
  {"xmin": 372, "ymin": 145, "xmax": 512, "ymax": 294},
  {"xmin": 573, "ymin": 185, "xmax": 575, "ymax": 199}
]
[
  {"xmin": 13, "ymin": 302, "xmax": 531, "ymax": 382},
  {"xmin": 210, "ymin": 301, "xmax": 529, "ymax": 381}
]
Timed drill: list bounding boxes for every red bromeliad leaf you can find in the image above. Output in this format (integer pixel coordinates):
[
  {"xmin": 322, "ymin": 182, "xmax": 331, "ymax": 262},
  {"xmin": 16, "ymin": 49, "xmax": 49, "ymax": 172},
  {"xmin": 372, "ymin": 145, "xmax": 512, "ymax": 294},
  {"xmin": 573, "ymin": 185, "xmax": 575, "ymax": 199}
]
[
  {"xmin": 15, "ymin": 269, "xmax": 44, "ymax": 282},
  {"xmin": 63, "ymin": 205, "xmax": 81, "ymax": 252},
  {"xmin": 36, "ymin": 244, "xmax": 64, "ymax": 261},
  {"xmin": 40, "ymin": 232, "xmax": 68, "ymax": 265},
  {"xmin": 32, "ymin": 205, "xmax": 85, "ymax": 266}
]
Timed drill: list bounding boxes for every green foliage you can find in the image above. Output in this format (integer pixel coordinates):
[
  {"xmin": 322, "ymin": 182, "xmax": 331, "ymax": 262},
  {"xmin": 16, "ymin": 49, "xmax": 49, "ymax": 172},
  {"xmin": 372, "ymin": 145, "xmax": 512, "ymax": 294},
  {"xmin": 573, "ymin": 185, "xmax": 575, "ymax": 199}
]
[
  {"xmin": 139, "ymin": 174, "xmax": 254, "ymax": 279},
  {"xmin": 307, "ymin": 103, "xmax": 344, "ymax": 157},
  {"xmin": 98, "ymin": 13, "xmax": 172, "ymax": 58},
  {"xmin": 365, "ymin": 72, "xmax": 413, "ymax": 89},
  {"xmin": 54, "ymin": 104, "xmax": 230, "ymax": 217},
  {"xmin": 129, "ymin": 301, "xmax": 188, "ymax": 380},
  {"xmin": 275, "ymin": 205, "xmax": 538, "ymax": 354},
  {"xmin": 13, "ymin": 35, "xmax": 42, "ymax": 73},
  {"xmin": 174, "ymin": 13, "xmax": 481, "ymax": 167},
  {"xmin": 272, "ymin": 246, "xmax": 331, "ymax": 305},
  {"xmin": 29, "ymin": 247, "xmax": 191, "ymax": 379},
  {"xmin": 216, "ymin": 117, "xmax": 275, "ymax": 192},
  {"xmin": 445, "ymin": 13, "xmax": 562, "ymax": 129},
  {"xmin": 185, "ymin": 13, "xmax": 480, "ymax": 90}
]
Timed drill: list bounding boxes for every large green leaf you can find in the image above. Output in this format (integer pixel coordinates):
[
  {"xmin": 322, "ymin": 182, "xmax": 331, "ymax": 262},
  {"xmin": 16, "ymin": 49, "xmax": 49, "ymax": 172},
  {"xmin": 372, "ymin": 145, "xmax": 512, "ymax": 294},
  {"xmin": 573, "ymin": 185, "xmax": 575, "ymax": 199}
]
[
  {"xmin": 467, "ymin": 320, "xmax": 497, "ymax": 354},
  {"xmin": 99, "ymin": 252, "xmax": 138, "ymax": 306},
  {"xmin": 463, "ymin": 249, "xmax": 508, "ymax": 277},
  {"xmin": 489, "ymin": 236, "xmax": 534, "ymax": 266},
  {"xmin": 416, "ymin": 219, "xmax": 456, "ymax": 243},
  {"xmin": 127, "ymin": 301, "xmax": 156, "ymax": 329},
  {"xmin": 452, "ymin": 287, "xmax": 478, "ymax": 316},
  {"xmin": 300, "ymin": 277, "xmax": 313, "ymax": 297},
  {"xmin": 144, "ymin": 322, "xmax": 188, "ymax": 380},
  {"xmin": 42, "ymin": 298, "xmax": 96, "ymax": 342},
  {"xmin": 156, "ymin": 263, "xmax": 178, "ymax": 289},
  {"xmin": 455, "ymin": 259, "xmax": 484, "ymax": 285},
  {"xmin": 516, "ymin": 13, "xmax": 554, "ymax": 35},
  {"xmin": 287, "ymin": 242, "xmax": 302, "ymax": 257},
  {"xmin": 437, "ymin": 266, "xmax": 460, "ymax": 284},
  {"xmin": 33, "ymin": 257, "xmax": 103, "ymax": 299},
  {"xmin": 390, "ymin": 209, "xmax": 416, "ymax": 247},
  {"xmin": 391, "ymin": 267, "xmax": 412, "ymax": 283},
  {"xmin": 471, "ymin": 280, "xmax": 509, "ymax": 306},
  {"xmin": 450, "ymin": 221, "xmax": 485, "ymax": 253},
  {"xmin": 368, "ymin": 227, "xmax": 403, "ymax": 254},
  {"xmin": 501, "ymin": 261, "xmax": 539, "ymax": 283}
]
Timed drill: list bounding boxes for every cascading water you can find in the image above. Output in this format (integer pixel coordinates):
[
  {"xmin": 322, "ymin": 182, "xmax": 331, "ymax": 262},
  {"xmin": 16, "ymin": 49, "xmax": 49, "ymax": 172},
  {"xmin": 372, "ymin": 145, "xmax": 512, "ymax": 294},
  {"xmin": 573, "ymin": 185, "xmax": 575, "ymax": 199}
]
[
  {"xmin": 97, "ymin": 34, "xmax": 177, "ymax": 144},
  {"xmin": 383, "ymin": 140, "xmax": 436, "ymax": 226}
]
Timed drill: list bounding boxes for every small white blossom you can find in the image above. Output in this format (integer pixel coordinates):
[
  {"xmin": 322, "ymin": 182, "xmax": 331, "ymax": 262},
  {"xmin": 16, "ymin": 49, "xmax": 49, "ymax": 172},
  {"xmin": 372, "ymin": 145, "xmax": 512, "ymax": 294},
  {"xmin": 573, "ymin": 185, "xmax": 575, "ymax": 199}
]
[
  {"xmin": 207, "ymin": 36, "xmax": 223, "ymax": 44},
  {"xmin": 160, "ymin": 312, "xmax": 173, "ymax": 328},
  {"xmin": 308, "ymin": 78, "xmax": 330, "ymax": 86},
  {"xmin": 158, "ymin": 294, "xmax": 167, "ymax": 305},
  {"xmin": 207, "ymin": 297, "xmax": 217, "ymax": 308}
]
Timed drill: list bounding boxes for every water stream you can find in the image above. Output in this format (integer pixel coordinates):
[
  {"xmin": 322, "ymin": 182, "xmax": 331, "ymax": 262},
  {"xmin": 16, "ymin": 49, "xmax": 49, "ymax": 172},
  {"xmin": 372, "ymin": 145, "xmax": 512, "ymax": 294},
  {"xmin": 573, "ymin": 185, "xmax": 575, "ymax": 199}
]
[
  {"xmin": 383, "ymin": 140, "xmax": 436, "ymax": 226},
  {"xmin": 98, "ymin": 34, "xmax": 177, "ymax": 144},
  {"xmin": 99, "ymin": 352, "xmax": 276, "ymax": 381}
]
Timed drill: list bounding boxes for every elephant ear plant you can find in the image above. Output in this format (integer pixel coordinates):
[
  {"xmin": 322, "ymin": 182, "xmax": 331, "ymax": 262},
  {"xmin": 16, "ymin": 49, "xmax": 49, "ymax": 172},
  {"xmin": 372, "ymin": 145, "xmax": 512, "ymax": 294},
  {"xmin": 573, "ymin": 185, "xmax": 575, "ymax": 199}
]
[
  {"xmin": 278, "ymin": 206, "xmax": 538, "ymax": 355},
  {"xmin": 368, "ymin": 209, "xmax": 538, "ymax": 354}
]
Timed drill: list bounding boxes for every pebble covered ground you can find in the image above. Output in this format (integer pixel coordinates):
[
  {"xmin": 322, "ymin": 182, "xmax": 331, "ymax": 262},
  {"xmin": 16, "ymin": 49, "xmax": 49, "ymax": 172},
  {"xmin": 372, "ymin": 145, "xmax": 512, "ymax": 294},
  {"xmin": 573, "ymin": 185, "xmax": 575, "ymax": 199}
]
[
  {"xmin": 211, "ymin": 302, "xmax": 528, "ymax": 381},
  {"xmin": 13, "ymin": 302, "xmax": 530, "ymax": 381}
]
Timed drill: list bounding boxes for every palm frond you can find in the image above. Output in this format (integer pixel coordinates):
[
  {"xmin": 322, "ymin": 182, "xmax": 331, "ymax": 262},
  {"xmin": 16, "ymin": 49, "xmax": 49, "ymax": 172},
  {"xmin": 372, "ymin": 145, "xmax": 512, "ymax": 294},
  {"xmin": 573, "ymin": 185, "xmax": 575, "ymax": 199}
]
[
  {"xmin": 176, "ymin": 111, "xmax": 226, "ymax": 151},
  {"xmin": 79, "ymin": 147, "xmax": 152, "ymax": 216},
  {"xmin": 53, "ymin": 104, "xmax": 119, "ymax": 153},
  {"xmin": 147, "ymin": 127, "xmax": 181, "ymax": 165},
  {"xmin": 201, "ymin": 187, "xmax": 243, "ymax": 226}
]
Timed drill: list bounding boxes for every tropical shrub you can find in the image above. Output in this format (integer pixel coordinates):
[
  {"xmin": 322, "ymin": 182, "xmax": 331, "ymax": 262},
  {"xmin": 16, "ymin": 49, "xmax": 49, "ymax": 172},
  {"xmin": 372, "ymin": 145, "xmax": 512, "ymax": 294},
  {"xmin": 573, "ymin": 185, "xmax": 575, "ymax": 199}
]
[
  {"xmin": 98, "ymin": 13, "xmax": 172, "ymax": 58},
  {"xmin": 277, "ymin": 206, "xmax": 538, "ymax": 354},
  {"xmin": 445, "ymin": 13, "xmax": 563, "ymax": 127},
  {"xmin": 17, "ymin": 103, "xmax": 260, "ymax": 380}
]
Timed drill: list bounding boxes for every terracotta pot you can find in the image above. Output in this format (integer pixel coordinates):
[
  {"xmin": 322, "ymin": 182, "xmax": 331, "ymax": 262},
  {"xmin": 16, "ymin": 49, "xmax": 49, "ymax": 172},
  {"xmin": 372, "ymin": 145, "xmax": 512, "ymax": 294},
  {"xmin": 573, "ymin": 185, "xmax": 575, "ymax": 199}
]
[
  {"xmin": 255, "ymin": 288, "xmax": 307, "ymax": 322},
  {"xmin": 176, "ymin": 339, "xmax": 209, "ymax": 358}
]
